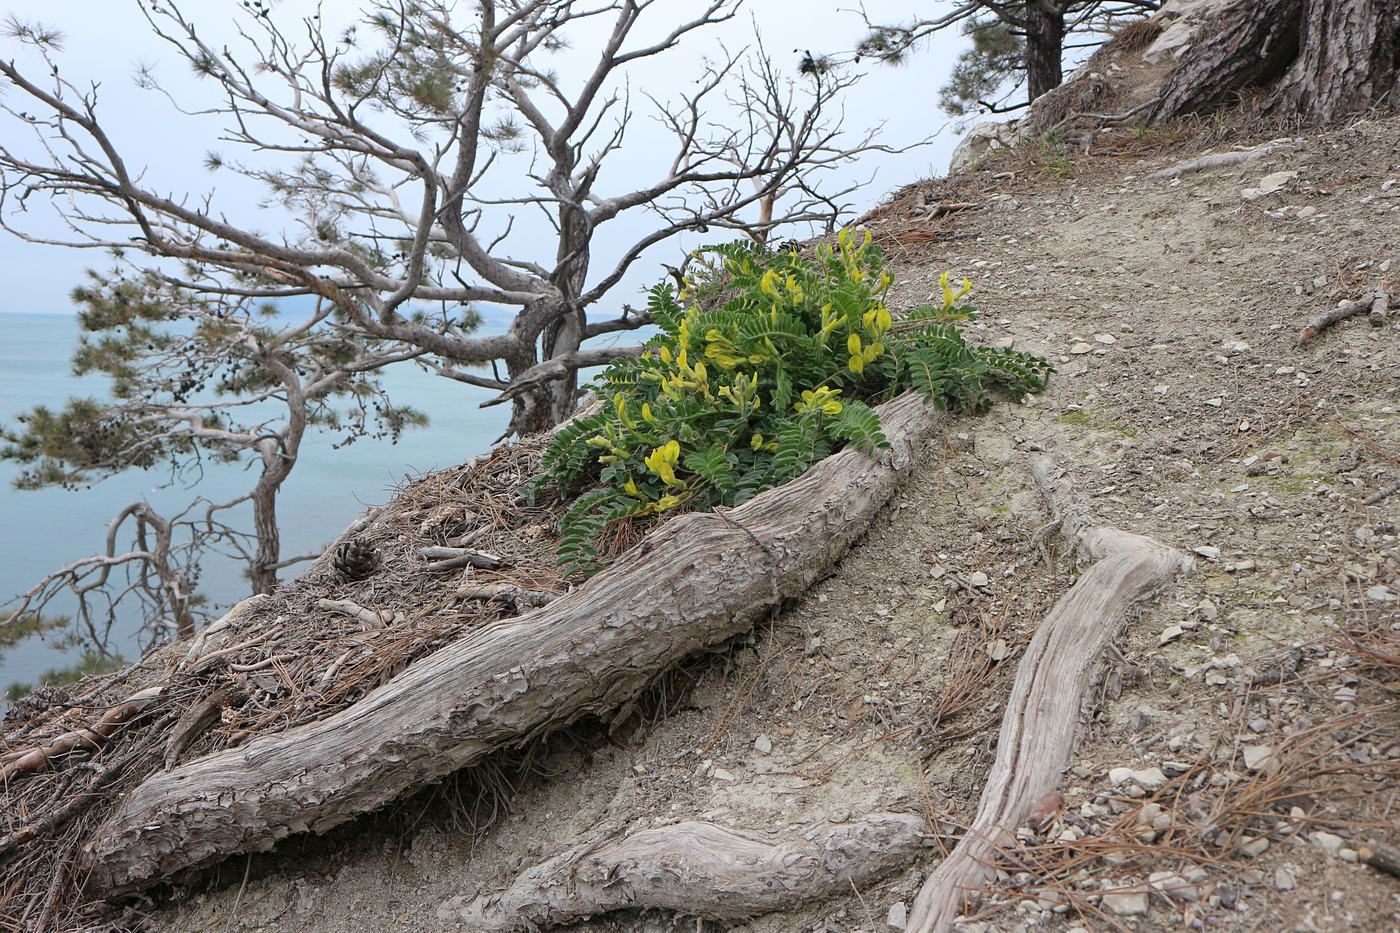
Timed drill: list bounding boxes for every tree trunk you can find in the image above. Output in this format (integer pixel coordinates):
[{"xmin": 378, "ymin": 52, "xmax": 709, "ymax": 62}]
[
  {"xmin": 80, "ymin": 392, "xmax": 944, "ymax": 895},
  {"xmin": 1274, "ymin": 0, "xmax": 1400, "ymax": 122},
  {"xmin": 249, "ymin": 479, "xmax": 281, "ymax": 596},
  {"xmin": 1023, "ymin": 3, "xmax": 1067, "ymax": 102},
  {"xmin": 1152, "ymin": 0, "xmax": 1399, "ymax": 125}
]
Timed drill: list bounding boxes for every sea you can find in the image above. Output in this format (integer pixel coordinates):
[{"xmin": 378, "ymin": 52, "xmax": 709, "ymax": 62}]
[{"xmin": 0, "ymin": 311, "xmax": 513, "ymax": 695}]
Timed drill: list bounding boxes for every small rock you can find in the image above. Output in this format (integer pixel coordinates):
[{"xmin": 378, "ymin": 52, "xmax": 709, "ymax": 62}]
[
  {"xmin": 1275, "ymin": 867, "xmax": 1296, "ymax": 890},
  {"xmin": 1259, "ymin": 170, "xmax": 1298, "ymax": 193},
  {"xmin": 1094, "ymin": 333, "xmax": 1117, "ymax": 344},
  {"xmin": 1222, "ymin": 339, "xmax": 1251, "ymax": 355},
  {"xmin": 1159, "ymin": 624, "xmax": 1186, "ymax": 645},
  {"xmin": 966, "ymin": 571, "xmax": 990, "ymax": 587},
  {"xmin": 1204, "ymin": 397, "xmax": 1223, "ymax": 408},
  {"xmin": 1197, "ymin": 598, "xmax": 1218, "ymax": 620},
  {"xmin": 1149, "ymin": 871, "xmax": 1198, "ymax": 902},
  {"xmin": 711, "ymin": 768, "xmax": 737, "ymax": 782},
  {"xmin": 1365, "ymin": 585, "xmax": 1396, "ymax": 602},
  {"xmin": 1193, "ymin": 546, "xmax": 1221, "ymax": 560},
  {"xmin": 1311, "ymin": 830, "xmax": 1344, "ymax": 856},
  {"xmin": 753, "ymin": 735, "xmax": 773, "ymax": 755},
  {"xmin": 1069, "ymin": 342, "xmax": 1093, "ymax": 355},
  {"xmin": 1133, "ymin": 767, "xmax": 1168, "ymax": 790},
  {"xmin": 1247, "ymin": 718, "xmax": 1268, "ymax": 734},
  {"xmin": 1339, "ymin": 848, "xmax": 1359, "ymax": 863},
  {"xmin": 985, "ymin": 638, "xmax": 1009, "ymax": 661},
  {"xmin": 1240, "ymin": 836, "xmax": 1270, "ymax": 858},
  {"xmin": 1102, "ymin": 890, "xmax": 1149, "ymax": 916},
  {"xmin": 1297, "ymin": 206, "xmax": 1317, "ymax": 219},
  {"xmin": 1108, "ymin": 767, "xmax": 1135, "ymax": 785},
  {"xmin": 886, "ymin": 901, "xmax": 907, "ymax": 929},
  {"xmin": 1242, "ymin": 745, "xmax": 1274, "ymax": 771}
]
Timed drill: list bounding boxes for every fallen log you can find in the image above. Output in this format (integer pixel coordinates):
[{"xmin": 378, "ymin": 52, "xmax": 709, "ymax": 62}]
[
  {"xmin": 905, "ymin": 458, "xmax": 1188, "ymax": 932},
  {"xmin": 439, "ymin": 813, "xmax": 931, "ymax": 930},
  {"xmin": 81, "ymin": 392, "xmax": 943, "ymax": 894}
]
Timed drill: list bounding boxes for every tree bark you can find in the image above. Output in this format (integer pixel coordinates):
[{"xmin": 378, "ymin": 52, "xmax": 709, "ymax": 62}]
[
  {"xmin": 1152, "ymin": 0, "xmax": 1399, "ymax": 125},
  {"xmin": 440, "ymin": 814, "xmax": 931, "ymax": 930},
  {"xmin": 1024, "ymin": 3, "xmax": 1067, "ymax": 102},
  {"xmin": 905, "ymin": 458, "xmax": 1188, "ymax": 932},
  {"xmin": 80, "ymin": 392, "xmax": 943, "ymax": 895},
  {"xmin": 1273, "ymin": 0, "xmax": 1400, "ymax": 122}
]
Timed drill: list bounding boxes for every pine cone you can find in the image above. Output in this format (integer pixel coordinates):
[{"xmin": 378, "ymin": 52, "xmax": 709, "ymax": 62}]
[{"xmin": 333, "ymin": 537, "xmax": 382, "ymax": 581}]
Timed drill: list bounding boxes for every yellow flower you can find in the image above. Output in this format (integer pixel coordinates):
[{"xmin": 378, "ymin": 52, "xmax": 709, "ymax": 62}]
[
  {"xmin": 659, "ymin": 345, "xmax": 673, "ymax": 364},
  {"xmin": 863, "ymin": 341, "xmax": 884, "ymax": 363},
  {"xmin": 655, "ymin": 493, "xmax": 682, "ymax": 512},
  {"xmin": 847, "ymin": 332, "xmax": 863, "ymax": 356},
  {"xmin": 613, "ymin": 393, "xmax": 637, "ymax": 429},
  {"xmin": 751, "ymin": 433, "xmax": 764, "ymax": 450},
  {"xmin": 795, "ymin": 387, "xmax": 843, "ymax": 416},
  {"xmin": 878, "ymin": 271, "xmax": 892, "ymax": 291},
  {"xmin": 644, "ymin": 440, "xmax": 683, "ymax": 487},
  {"xmin": 785, "ymin": 274, "xmax": 805, "ymax": 303},
  {"xmin": 849, "ymin": 354, "xmax": 865, "ymax": 374},
  {"xmin": 759, "ymin": 268, "xmax": 782, "ymax": 299},
  {"xmin": 624, "ymin": 477, "xmax": 643, "ymax": 499}
]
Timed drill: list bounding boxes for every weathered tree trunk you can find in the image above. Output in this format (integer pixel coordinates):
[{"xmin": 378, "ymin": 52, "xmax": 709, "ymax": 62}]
[
  {"xmin": 1274, "ymin": 0, "xmax": 1400, "ymax": 122},
  {"xmin": 1152, "ymin": 0, "xmax": 1399, "ymax": 124},
  {"xmin": 81, "ymin": 392, "xmax": 943, "ymax": 895},
  {"xmin": 1024, "ymin": 4, "xmax": 1067, "ymax": 102},
  {"xmin": 439, "ymin": 814, "xmax": 932, "ymax": 930}
]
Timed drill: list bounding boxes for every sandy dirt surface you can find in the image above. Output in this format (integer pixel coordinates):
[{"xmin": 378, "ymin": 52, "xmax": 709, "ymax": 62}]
[{"xmin": 153, "ymin": 115, "xmax": 1399, "ymax": 933}]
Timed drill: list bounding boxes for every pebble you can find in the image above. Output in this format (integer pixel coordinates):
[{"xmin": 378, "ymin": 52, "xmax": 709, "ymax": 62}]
[
  {"xmin": 753, "ymin": 735, "xmax": 772, "ymax": 755},
  {"xmin": 886, "ymin": 901, "xmax": 907, "ymax": 929},
  {"xmin": 1247, "ymin": 718, "xmax": 1268, "ymax": 734},
  {"xmin": 1297, "ymin": 206, "xmax": 1317, "ymax": 219},
  {"xmin": 1108, "ymin": 766, "xmax": 1135, "ymax": 785},
  {"xmin": 1242, "ymin": 745, "xmax": 1274, "ymax": 770},
  {"xmin": 1070, "ymin": 342, "xmax": 1092, "ymax": 355},
  {"xmin": 1240, "ymin": 836, "xmax": 1270, "ymax": 858},
  {"xmin": 1311, "ymin": 830, "xmax": 1344, "ymax": 855},
  {"xmin": 1094, "ymin": 333, "xmax": 1117, "ymax": 344},
  {"xmin": 1222, "ymin": 339, "xmax": 1251, "ymax": 355},
  {"xmin": 1339, "ymin": 848, "xmax": 1359, "ymax": 862},
  {"xmin": 1204, "ymin": 397, "xmax": 1223, "ymax": 407},
  {"xmin": 966, "ymin": 571, "xmax": 989, "ymax": 587},
  {"xmin": 1149, "ymin": 871, "xmax": 1198, "ymax": 901},
  {"xmin": 1102, "ymin": 890, "xmax": 1149, "ymax": 916},
  {"xmin": 1275, "ymin": 867, "xmax": 1296, "ymax": 890},
  {"xmin": 1134, "ymin": 767, "xmax": 1168, "ymax": 790},
  {"xmin": 1159, "ymin": 624, "xmax": 1186, "ymax": 645},
  {"xmin": 1365, "ymin": 585, "xmax": 1396, "ymax": 602},
  {"xmin": 711, "ymin": 768, "xmax": 737, "ymax": 782}
]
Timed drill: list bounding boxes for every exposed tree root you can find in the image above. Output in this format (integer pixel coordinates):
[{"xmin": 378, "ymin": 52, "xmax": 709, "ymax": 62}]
[
  {"xmin": 77, "ymin": 393, "xmax": 943, "ymax": 895},
  {"xmin": 438, "ymin": 813, "xmax": 931, "ymax": 930},
  {"xmin": 904, "ymin": 457, "xmax": 1188, "ymax": 932}
]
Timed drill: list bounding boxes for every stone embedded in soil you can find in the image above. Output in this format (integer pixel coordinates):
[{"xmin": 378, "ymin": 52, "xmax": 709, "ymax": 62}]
[
  {"xmin": 1365, "ymin": 584, "xmax": 1396, "ymax": 602},
  {"xmin": 1240, "ymin": 836, "xmax": 1270, "ymax": 858},
  {"xmin": 1311, "ymin": 831, "xmax": 1345, "ymax": 855},
  {"xmin": 711, "ymin": 768, "xmax": 737, "ymax": 782},
  {"xmin": 1160, "ymin": 624, "xmax": 1186, "ymax": 645},
  {"xmin": 1193, "ymin": 545, "xmax": 1221, "ymax": 560},
  {"xmin": 1069, "ymin": 342, "xmax": 1092, "ymax": 354},
  {"xmin": 1133, "ymin": 767, "xmax": 1168, "ymax": 790},
  {"xmin": 966, "ymin": 571, "xmax": 990, "ymax": 587},
  {"xmin": 1102, "ymin": 889, "xmax": 1149, "ymax": 916},
  {"xmin": 753, "ymin": 734, "xmax": 772, "ymax": 755},
  {"xmin": 1340, "ymin": 848, "xmax": 1359, "ymax": 862},
  {"xmin": 1109, "ymin": 766, "xmax": 1135, "ymax": 785},
  {"xmin": 1275, "ymin": 868, "xmax": 1297, "ymax": 890},
  {"xmin": 886, "ymin": 901, "xmax": 907, "ymax": 929},
  {"xmin": 1149, "ymin": 871, "xmax": 1199, "ymax": 902},
  {"xmin": 1242, "ymin": 745, "xmax": 1275, "ymax": 770},
  {"xmin": 1094, "ymin": 333, "xmax": 1117, "ymax": 344}
]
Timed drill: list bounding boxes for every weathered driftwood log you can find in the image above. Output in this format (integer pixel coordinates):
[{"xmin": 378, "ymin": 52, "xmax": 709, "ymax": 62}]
[
  {"xmin": 81, "ymin": 392, "xmax": 942, "ymax": 894},
  {"xmin": 439, "ymin": 813, "xmax": 931, "ymax": 930},
  {"xmin": 905, "ymin": 458, "xmax": 1188, "ymax": 933}
]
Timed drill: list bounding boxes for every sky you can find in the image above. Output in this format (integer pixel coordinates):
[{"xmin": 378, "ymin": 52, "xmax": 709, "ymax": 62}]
[{"xmin": 0, "ymin": 1, "xmax": 969, "ymax": 318}]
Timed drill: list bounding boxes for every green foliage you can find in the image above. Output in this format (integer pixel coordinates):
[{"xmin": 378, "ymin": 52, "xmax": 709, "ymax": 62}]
[
  {"xmin": 539, "ymin": 232, "xmax": 1052, "ymax": 575},
  {"xmin": 939, "ymin": 19, "xmax": 1025, "ymax": 117},
  {"xmin": 4, "ymin": 649, "xmax": 126, "ymax": 702}
]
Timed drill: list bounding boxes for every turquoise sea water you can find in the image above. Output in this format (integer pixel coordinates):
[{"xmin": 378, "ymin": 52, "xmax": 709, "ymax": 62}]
[{"xmin": 0, "ymin": 311, "xmax": 509, "ymax": 692}]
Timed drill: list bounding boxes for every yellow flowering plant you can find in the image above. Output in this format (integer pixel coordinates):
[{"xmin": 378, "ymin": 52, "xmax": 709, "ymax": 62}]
[{"xmin": 538, "ymin": 232, "xmax": 1051, "ymax": 576}]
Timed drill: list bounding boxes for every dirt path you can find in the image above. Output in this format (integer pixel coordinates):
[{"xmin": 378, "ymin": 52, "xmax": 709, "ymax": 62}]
[{"xmin": 156, "ymin": 117, "xmax": 1399, "ymax": 933}]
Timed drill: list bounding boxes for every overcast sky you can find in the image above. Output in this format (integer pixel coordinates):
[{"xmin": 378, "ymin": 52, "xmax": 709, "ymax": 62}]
[{"xmin": 0, "ymin": 1, "xmax": 967, "ymax": 317}]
